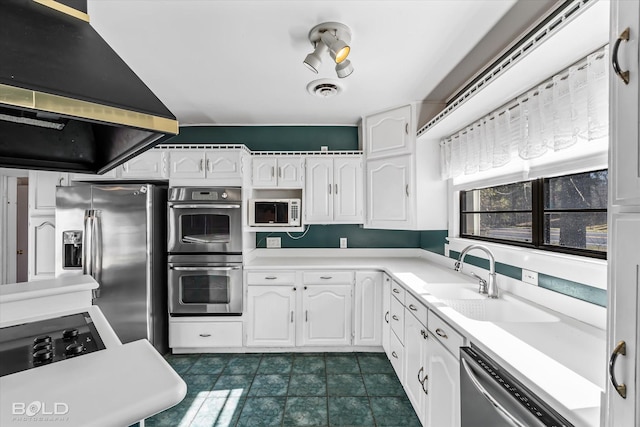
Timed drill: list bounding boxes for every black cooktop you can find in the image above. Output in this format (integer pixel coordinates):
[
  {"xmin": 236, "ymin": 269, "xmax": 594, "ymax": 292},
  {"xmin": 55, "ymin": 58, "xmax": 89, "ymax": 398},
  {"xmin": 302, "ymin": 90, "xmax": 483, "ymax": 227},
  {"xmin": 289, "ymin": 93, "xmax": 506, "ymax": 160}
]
[{"xmin": 0, "ymin": 312, "xmax": 106, "ymax": 377}]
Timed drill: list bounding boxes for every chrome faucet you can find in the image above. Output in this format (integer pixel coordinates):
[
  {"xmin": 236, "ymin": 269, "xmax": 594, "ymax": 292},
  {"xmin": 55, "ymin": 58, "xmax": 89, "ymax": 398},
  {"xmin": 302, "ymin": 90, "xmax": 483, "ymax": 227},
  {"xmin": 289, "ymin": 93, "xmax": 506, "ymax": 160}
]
[{"xmin": 454, "ymin": 244, "xmax": 498, "ymax": 298}]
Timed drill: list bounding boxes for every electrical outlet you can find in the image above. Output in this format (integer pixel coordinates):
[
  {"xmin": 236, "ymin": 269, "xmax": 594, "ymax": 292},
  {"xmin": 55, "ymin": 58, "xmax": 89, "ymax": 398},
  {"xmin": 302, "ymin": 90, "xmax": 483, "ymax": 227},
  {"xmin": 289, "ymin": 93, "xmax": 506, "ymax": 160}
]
[
  {"xmin": 522, "ymin": 269, "xmax": 538, "ymax": 286},
  {"xmin": 340, "ymin": 238, "xmax": 347, "ymax": 248},
  {"xmin": 266, "ymin": 237, "xmax": 281, "ymax": 248}
]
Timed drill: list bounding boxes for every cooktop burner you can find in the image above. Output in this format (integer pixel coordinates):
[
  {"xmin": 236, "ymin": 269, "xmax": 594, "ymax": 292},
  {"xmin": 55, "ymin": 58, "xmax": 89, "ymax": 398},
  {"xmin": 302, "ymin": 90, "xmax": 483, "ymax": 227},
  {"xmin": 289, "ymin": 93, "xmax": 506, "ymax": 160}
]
[{"xmin": 0, "ymin": 312, "xmax": 106, "ymax": 377}]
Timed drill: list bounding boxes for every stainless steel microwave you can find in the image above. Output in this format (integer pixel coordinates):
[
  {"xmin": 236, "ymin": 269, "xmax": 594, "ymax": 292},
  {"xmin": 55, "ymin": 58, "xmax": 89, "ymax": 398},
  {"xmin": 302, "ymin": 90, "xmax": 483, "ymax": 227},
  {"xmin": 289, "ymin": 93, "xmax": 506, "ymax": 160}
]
[{"xmin": 248, "ymin": 199, "xmax": 301, "ymax": 227}]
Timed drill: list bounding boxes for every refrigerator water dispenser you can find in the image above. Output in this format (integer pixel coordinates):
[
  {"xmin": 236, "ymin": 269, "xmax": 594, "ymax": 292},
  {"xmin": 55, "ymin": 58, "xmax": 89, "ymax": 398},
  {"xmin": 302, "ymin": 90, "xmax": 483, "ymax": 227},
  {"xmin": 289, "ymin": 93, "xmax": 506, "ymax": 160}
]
[{"xmin": 62, "ymin": 230, "xmax": 83, "ymax": 269}]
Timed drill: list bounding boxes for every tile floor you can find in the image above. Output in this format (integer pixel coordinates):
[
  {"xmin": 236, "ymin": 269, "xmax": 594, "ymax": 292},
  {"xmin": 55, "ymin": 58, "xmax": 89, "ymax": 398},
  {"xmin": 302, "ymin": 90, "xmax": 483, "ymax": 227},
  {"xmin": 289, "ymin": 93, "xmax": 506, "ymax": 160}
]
[{"xmin": 147, "ymin": 352, "xmax": 421, "ymax": 427}]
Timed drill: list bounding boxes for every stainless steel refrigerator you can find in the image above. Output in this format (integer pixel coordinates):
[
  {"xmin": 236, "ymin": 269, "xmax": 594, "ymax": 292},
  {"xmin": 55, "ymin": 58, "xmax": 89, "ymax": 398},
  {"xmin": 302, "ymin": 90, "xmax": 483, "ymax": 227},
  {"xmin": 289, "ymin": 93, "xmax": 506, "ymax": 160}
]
[{"xmin": 55, "ymin": 183, "xmax": 167, "ymax": 353}]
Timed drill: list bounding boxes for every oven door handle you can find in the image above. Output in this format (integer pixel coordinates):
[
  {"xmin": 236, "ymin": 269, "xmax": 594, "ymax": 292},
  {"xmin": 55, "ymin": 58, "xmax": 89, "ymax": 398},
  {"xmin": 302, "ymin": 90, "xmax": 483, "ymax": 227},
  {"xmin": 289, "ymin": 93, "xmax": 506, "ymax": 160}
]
[
  {"xmin": 170, "ymin": 266, "xmax": 241, "ymax": 271},
  {"xmin": 461, "ymin": 358, "xmax": 527, "ymax": 427},
  {"xmin": 169, "ymin": 204, "xmax": 241, "ymax": 209}
]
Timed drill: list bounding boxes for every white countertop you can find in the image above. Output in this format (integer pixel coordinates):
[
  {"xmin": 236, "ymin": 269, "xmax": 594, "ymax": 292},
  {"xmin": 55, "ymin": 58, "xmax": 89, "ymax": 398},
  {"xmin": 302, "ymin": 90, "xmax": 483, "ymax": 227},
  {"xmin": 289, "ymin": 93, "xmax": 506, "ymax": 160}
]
[
  {"xmin": 245, "ymin": 249, "xmax": 606, "ymax": 427},
  {"xmin": 0, "ymin": 275, "xmax": 98, "ymax": 304}
]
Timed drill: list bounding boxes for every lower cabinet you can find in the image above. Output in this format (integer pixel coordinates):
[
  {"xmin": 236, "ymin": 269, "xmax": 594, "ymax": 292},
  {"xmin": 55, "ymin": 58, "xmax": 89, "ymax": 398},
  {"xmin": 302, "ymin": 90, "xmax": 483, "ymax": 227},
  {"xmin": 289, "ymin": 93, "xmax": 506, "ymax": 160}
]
[
  {"xmin": 246, "ymin": 285, "xmax": 296, "ymax": 347},
  {"xmin": 169, "ymin": 320, "xmax": 243, "ymax": 348},
  {"xmin": 354, "ymin": 271, "xmax": 383, "ymax": 346},
  {"xmin": 424, "ymin": 335, "xmax": 460, "ymax": 427},
  {"xmin": 28, "ymin": 216, "xmax": 56, "ymax": 281},
  {"xmin": 404, "ymin": 307, "xmax": 429, "ymax": 426},
  {"xmin": 382, "ymin": 273, "xmax": 391, "ymax": 355},
  {"xmin": 301, "ymin": 283, "xmax": 352, "ymax": 346}
]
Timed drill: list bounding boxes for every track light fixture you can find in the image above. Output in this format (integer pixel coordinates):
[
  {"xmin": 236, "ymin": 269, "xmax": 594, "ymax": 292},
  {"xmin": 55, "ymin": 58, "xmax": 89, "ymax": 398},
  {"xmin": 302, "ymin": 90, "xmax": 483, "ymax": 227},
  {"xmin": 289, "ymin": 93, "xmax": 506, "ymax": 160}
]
[{"xmin": 303, "ymin": 22, "xmax": 353, "ymax": 79}]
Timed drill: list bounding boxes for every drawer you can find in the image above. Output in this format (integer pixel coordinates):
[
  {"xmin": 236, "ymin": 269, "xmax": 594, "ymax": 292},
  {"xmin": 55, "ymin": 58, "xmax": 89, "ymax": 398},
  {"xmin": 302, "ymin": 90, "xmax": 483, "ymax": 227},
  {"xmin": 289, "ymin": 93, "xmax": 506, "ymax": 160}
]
[
  {"xmin": 390, "ymin": 280, "xmax": 405, "ymax": 304},
  {"xmin": 247, "ymin": 271, "xmax": 296, "ymax": 285},
  {"xmin": 169, "ymin": 321, "xmax": 243, "ymax": 348},
  {"xmin": 389, "ymin": 330, "xmax": 404, "ymax": 379},
  {"xmin": 427, "ymin": 311, "xmax": 465, "ymax": 358},
  {"xmin": 405, "ymin": 292, "xmax": 427, "ymax": 327},
  {"xmin": 390, "ymin": 295, "xmax": 405, "ymax": 344},
  {"xmin": 303, "ymin": 271, "xmax": 354, "ymax": 285}
]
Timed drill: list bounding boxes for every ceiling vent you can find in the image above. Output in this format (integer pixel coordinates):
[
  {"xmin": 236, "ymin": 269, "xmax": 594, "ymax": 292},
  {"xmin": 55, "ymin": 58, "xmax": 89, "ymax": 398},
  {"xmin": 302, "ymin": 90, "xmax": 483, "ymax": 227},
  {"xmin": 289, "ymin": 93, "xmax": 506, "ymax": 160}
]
[{"xmin": 306, "ymin": 79, "xmax": 343, "ymax": 98}]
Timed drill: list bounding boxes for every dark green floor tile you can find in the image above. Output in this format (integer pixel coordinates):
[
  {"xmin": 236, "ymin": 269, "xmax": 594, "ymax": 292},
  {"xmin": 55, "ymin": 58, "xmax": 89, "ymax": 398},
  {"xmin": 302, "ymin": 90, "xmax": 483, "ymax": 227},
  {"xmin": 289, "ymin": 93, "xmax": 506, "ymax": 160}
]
[
  {"xmin": 236, "ymin": 397, "xmax": 286, "ymax": 427},
  {"xmin": 258, "ymin": 355, "xmax": 293, "ymax": 374},
  {"xmin": 295, "ymin": 352, "xmax": 326, "ymax": 357},
  {"xmin": 283, "ymin": 397, "xmax": 328, "ymax": 426},
  {"xmin": 363, "ymin": 373, "xmax": 405, "ymax": 396},
  {"xmin": 370, "ymin": 397, "xmax": 421, "ymax": 426},
  {"xmin": 189, "ymin": 396, "xmax": 244, "ymax": 427},
  {"xmin": 164, "ymin": 354, "xmax": 199, "ymax": 374},
  {"xmin": 145, "ymin": 396, "xmax": 204, "ymax": 427},
  {"xmin": 182, "ymin": 374, "xmax": 218, "ymax": 397},
  {"xmin": 292, "ymin": 356, "xmax": 325, "ymax": 374},
  {"xmin": 328, "ymin": 397, "xmax": 375, "ymax": 427},
  {"xmin": 327, "ymin": 374, "xmax": 366, "ymax": 396},
  {"xmin": 188, "ymin": 355, "xmax": 229, "ymax": 375},
  {"xmin": 325, "ymin": 355, "xmax": 360, "ymax": 374},
  {"xmin": 211, "ymin": 374, "xmax": 254, "ymax": 398},
  {"xmin": 288, "ymin": 374, "xmax": 327, "ymax": 396},
  {"xmin": 357, "ymin": 353, "xmax": 395, "ymax": 374},
  {"xmin": 223, "ymin": 355, "xmax": 262, "ymax": 375},
  {"xmin": 248, "ymin": 374, "xmax": 290, "ymax": 397}
]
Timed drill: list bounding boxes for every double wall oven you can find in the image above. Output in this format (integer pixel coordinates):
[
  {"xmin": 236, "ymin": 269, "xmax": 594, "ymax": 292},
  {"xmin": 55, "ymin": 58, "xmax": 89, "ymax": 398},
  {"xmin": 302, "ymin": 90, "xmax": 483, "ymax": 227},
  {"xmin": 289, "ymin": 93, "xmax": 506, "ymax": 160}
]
[{"xmin": 168, "ymin": 187, "xmax": 243, "ymax": 315}]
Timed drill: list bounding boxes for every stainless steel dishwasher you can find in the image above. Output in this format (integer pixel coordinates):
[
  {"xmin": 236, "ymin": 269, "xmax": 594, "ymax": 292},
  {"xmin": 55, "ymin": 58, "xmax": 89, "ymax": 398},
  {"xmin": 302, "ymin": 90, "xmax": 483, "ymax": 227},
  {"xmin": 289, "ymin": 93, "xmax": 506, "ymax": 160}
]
[{"xmin": 460, "ymin": 346, "xmax": 574, "ymax": 427}]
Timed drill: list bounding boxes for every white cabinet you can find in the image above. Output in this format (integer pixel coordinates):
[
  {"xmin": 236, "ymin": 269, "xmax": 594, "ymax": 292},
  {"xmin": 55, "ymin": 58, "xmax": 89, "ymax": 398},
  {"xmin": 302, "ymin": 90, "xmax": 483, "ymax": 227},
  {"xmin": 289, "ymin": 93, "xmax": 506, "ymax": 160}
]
[
  {"xmin": 252, "ymin": 156, "xmax": 304, "ymax": 188},
  {"xmin": 70, "ymin": 169, "xmax": 118, "ymax": 182},
  {"xmin": 301, "ymin": 284, "xmax": 352, "ymax": 346},
  {"xmin": 169, "ymin": 320, "xmax": 243, "ymax": 348},
  {"xmin": 404, "ymin": 306, "xmax": 429, "ymax": 426},
  {"xmin": 305, "ymin": 156, "xmax": 363, "ymax": 224},
  {"xmin": 119, "ymin": 149, "xmax": 167, "ymax": 179},
  {"xmin": 382, "ymin": 273, "xmax": 391, "ymax": 355},
  {"xmin": 247, "ymin": 285, "xmax": 297, "ymax": 347},
  {"xmin": 354, "ymin": 271, "xmax": 382, "ymax": 346},
  {"xmin": 29, "ymin": 171, "xmax": 68, "ymax": 215},
  {"xmin": 362, "ymin": 104, "xmax": 414, "ymax": 159},
  {"xmin": 424, "ymin": 332, "xmax": 461, "ymax": 427},
  {"xmin": 28, "ymin": 216, "xmax": 56, "ymax": 281},
  {"xmin": 169, "ymin": 149, "xmax": 241, "ymax": 180},
  {"xmin": 362, "ymin": 104, "xmax": 446, "ymax": 230}
]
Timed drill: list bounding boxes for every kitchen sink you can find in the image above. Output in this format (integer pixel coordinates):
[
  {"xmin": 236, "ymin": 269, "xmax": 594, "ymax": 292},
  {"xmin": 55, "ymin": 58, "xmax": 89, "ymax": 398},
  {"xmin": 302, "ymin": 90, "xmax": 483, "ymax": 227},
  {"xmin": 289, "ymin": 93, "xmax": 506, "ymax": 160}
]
[
  {"xmin": 442, "ymin": 294, "xmax": 560, "ymax": 323},
  {"xmin": 419, "ymin": 283, "xmax": 486, "ymax": 300}
]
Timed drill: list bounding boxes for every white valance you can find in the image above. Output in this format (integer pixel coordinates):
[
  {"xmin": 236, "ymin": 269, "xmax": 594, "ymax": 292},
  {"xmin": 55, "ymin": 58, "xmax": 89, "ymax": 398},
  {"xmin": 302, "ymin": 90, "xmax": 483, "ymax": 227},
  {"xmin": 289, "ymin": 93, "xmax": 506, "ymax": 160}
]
[{"xmin": 440, "ymin": 46, "xmax": 609, "ymax": 180}]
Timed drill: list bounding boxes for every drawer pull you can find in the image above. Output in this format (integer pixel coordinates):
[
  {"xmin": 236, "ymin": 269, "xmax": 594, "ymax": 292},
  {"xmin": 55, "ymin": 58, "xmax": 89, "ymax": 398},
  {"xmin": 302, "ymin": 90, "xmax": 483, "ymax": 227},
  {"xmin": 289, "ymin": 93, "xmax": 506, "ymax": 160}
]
[
  {"xmin": 612, "ymin": 28, "xmax": 630, "ymax": 85},
  {"xmin": 422, "ymin": 374, "xmax": 429, "ymax": 395},
  {"xmin": 609, "ymin": 340, "xmax": 627, "ymax": 398},
  {"xmin": 385, "ymin": 311, "xmax": 389, "ymax": 323},
  {"xmin": 392, "ymin": 288, "xmax": 400, "ymax": 294},
  {"xmin": 409, "ymin": 304, "xmax": 418, "ymax": 311},
  {"xmin": 199, "ymin": 333, "xmax": 211, "ymax": 338},
  {"xmin": 391, "ymin": 351, "xmax": 398, "ymax": 359},
  {"xmin": 320, "ymin": 276, "xmax": 333, "ymax": 280},
  {"xmin": 265, "ymin": 276, "xmax": 277, "ymax": 280},
  {"xmin": 435, "ymin": 328, "xmax": 448, "ymax": 339},
  {"xmin": 418, "ymin": 367, "xmax": 425, "ymax": 384},
  {"xmin": 392, "ymin": 315, "xmax": 399, "ymax": 321}
]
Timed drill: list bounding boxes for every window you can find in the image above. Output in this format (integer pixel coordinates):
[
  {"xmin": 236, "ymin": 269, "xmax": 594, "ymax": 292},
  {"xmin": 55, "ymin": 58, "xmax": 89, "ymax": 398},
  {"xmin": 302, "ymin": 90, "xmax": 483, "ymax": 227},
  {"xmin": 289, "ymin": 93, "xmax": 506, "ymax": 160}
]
[{"xmin": 460, "ymin": 170, "xmax": 607, "ymax": 258}]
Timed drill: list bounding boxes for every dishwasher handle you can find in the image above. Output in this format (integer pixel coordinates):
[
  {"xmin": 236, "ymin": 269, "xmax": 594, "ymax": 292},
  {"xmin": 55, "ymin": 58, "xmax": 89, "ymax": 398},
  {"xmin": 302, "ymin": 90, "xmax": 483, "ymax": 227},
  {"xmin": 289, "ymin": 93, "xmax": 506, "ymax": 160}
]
[{"xmin": 461, "ymin": 358, "xmax": 527, "ymax": 427}]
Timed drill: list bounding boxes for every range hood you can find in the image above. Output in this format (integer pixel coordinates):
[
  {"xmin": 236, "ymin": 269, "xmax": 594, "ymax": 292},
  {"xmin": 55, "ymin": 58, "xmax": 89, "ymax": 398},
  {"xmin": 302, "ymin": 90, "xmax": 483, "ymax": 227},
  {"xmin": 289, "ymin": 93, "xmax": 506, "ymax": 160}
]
[{"xmin": 0, "ymin": 0, "xmax": 179, "ymax": 174}]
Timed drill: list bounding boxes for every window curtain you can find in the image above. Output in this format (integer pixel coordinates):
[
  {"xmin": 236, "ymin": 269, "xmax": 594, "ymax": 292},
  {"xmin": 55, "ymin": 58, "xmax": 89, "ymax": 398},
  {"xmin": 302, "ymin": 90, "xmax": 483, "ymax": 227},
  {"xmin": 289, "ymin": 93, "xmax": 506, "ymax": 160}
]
[{"xmin": 440, "ymin": 46, "xmax": 609, "ymax": 180}]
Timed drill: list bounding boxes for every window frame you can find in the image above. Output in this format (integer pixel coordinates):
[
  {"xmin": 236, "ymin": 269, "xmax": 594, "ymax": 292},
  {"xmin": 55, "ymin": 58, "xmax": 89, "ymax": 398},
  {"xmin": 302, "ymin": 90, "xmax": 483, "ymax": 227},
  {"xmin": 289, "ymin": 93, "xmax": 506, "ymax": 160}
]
[{"xmin": 459, "ymin": 169, "xmax": 607, "ymax": 260}]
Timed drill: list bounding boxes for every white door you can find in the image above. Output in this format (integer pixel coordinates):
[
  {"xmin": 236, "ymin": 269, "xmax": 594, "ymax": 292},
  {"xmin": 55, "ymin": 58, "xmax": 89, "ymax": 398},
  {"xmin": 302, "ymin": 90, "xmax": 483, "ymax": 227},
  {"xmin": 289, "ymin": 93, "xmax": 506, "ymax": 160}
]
[
  {"xmin": 252, "ymin": 157, "xmax": 278, "ymax": 187},
  {"xmin": 277, "ymin": 156, "xmax": 304, "ymax": 187},
  {"xmin": 403, "ymin": 309, "xmax": 427, "ymax": 424},
  {"xmin": 333, "ymin": 157, "xmax": 363, "ymax": 223},
  {"xmin": 354, "ymin": 271, "xmax": 382, "ymax": 346},
  {"xmin": 120, "ymin": 150, "xmax": 166, "ymax": 179},
  {"xmin": 425, "ymin": 339, "xmax": 460, "ymax": 427},
  {"xmin": 168, "ymin": 150, "xmax": 206, "ymax": 179},
  {"xmin": 302, "ymin": 284, "xmax": 352, "ymax": 346},
  {"xmin": 246, "ymin": 286, "xmax": 296, "ymax": 347},
  {"xmin": 364, "ymin": 104, "xmax": 414, "ymax": 158},
  {"xmin": 28, "ymin": 217, "xmax": 56, "ymax": 281},
  {"xmin": 206, "ymin": 150, "xmax": 241, "ymax": 179},
  {"xmin": 305, "ymin": 157, "xmax": 333, "ymax": 223},
  {"xmin": 366, "ymin": 156, "xmax": 412, "ymax": 229},
  {"xmin": 382, "ymin": 274, "xmax": 391, "ymax": 356}
]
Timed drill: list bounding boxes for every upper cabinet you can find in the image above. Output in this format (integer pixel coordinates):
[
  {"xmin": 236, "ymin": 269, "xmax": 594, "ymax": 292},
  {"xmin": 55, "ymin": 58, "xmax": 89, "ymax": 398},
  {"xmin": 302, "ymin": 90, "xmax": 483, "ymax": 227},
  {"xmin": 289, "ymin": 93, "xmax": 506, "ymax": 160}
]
[
  {"xmin": 362, "ymin": 104, "xmax": 415, "ymax": 159},
  {"xmin": 119, "ymin": 149, "xmax": 167, "ymax": 179},
  {"xmin": 28, "ymin": 171, "xmax": 68, "ymax": 215},
  {"xmin": 251, "ymin": 156, "xmax": 304, "ymax": 188},
  {"xmin": 305, "ymin": 156, "xmax": 363, "ymax": 224},
  {"xmin": 169, "ymin": 149, "xmax": 241, "ymax": 180}
]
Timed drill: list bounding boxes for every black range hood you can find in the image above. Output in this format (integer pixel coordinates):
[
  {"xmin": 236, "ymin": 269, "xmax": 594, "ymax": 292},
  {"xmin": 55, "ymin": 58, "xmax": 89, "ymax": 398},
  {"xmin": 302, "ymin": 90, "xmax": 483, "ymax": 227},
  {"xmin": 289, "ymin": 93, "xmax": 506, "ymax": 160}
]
[{"xmin": 0, "ymin": 0, "xmax": 179, "ymax": 174}]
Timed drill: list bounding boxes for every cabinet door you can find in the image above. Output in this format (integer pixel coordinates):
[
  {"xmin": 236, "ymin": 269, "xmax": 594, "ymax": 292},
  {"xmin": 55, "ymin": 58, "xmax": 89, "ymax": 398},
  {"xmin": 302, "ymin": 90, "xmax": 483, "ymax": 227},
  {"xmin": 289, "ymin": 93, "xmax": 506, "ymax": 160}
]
[
  {"xmin": 120, "ymin": 150, "xmax": 166, "ymax": 179},
  {"xmin": 366, "ymin": 156, "xmax": 412, "ymax": 229},
  {"xmin": 168, "ymin": 150, "xmax": 206, "ymax": 178},
  {"xmin": 28, "ymin": 216, "xmax": 56, "ymax": 281},
  {"xmin": 354, "ymin": 271, "xmax": 382, "ymax": 346},
  {"xmin": 404, "ymin": 309, "xmax": 428, "ymax": 425},
  {"xmin": 305, "ymin": 157, "xmax": 333, "ymax": 223},
  {"xmin": 364, "ymin": 105, "xmax": 414, "ymax": 158},
  {"xmin": 382, "ymin": 274, "xmax": 391, "ymax": 356},
  {"xmin": 302, "ymin": 284, "xmax": 352, "ymax": 346},
  {"xmin": 277, "ymin": 156, "xmax": 304, "ymax": 187},
  {"xmin": 610, "ymin": 0, "xmax": 640, "ymax": 205},
  {"xmin": 206, "ymin": 150, "xmax": 241, "ymax": 179},
  {"xmin": 29, "ymin": 171, "xmax": 68, "ymax": 214},
  {"xmin": 252, "ymin": 157, "xmax": 278, "ymax": 187},
  {"xmin": 70, "ymin": 169, "xmax": 118, "ymax": 182},
  {"xmin": 246, "ymin": 286, "xmax": 296, "ymax": 347},
  {"xmin": 425, "ymin": 338, "xmax": 460, "ymax": 427},
  {"xmin": 333, "ymin": 157, "xmax": 363, "ymax": 223}
]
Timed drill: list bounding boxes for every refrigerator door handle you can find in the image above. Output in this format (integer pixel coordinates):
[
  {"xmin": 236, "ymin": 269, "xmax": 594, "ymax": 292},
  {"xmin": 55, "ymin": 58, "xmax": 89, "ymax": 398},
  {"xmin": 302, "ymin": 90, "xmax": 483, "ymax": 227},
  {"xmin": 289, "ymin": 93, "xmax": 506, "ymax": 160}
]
[
  {"xmin": 93, "ymin": 210, "xmax": 103, "ymax": 287},
  {"xmin": 82, "ymin": 210, "xmax": 94, "ymax": 277}
]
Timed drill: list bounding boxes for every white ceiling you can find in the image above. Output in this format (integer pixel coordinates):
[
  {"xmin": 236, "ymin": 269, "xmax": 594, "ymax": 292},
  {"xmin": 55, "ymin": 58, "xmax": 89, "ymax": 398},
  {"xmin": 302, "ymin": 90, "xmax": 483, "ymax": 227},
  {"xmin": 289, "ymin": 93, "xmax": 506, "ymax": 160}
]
[{"xmin": 87, "ymin": 0, "xmax": 518, "ymax": 126}]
